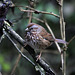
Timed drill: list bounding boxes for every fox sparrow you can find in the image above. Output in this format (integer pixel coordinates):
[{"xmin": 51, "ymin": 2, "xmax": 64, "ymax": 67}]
[{"xmin": 24, "ymin": 23, "xmax": 67, "ymax": 59}]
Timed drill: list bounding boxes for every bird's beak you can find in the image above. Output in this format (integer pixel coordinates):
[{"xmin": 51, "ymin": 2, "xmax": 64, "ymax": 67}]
[{"xmin": 25, "ymin": 28, "xmax": 29, "ymax": 31}]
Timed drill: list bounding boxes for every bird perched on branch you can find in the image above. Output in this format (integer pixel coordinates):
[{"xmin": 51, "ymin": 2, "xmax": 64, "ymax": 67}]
[{"xmin": 24, "ymin": 23, "xmax": 67, "ymax": 59}]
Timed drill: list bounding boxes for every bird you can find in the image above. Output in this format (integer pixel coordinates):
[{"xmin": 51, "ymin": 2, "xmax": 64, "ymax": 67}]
[{"xmin": 24, "ymin": 23, "xmax": 67, "ymax": 60}]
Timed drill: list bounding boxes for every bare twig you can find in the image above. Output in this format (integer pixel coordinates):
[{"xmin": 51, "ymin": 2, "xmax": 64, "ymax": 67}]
[
  {"xmin": 32, "ymin": 17, "xmax": 44, "ymax": 23},
  {"xmin": 45, "ymin": 21, "xmax": 62, "ymax": 53},
  {"xmin": 26, "ymin": 6, "xmax": 60, "ymax": 18},
  {"xmin": 28, "ymin": 0, "xmax": 34, "ymax": 23},
  {"xmin": 3, "ymin": 30, "xmax": 35, "ymax": 66},
  {"xmin": 19, "ymin": 6, "xmax": 60, "ymax": 18},
  {"xmin": 28, "ymin": 11, "xmax": 33, "ymax": 23},
  {"xmin": 44, "ymin": 21, "xmax": 67, "ymax": 75},
  {"xmin": 67, "ymin": 36, "xmax": 75, "ymax": 46},
  {"xmin": 59, "ymin": 0, "xmax": 67, "ymax": 75},
  {"xmin": 26, "ymin": 16, "xmax": 44, "ymax": 23},
  {"xmin": 11, "ymin": 47, "xmax": 24, "ymax": 75}
]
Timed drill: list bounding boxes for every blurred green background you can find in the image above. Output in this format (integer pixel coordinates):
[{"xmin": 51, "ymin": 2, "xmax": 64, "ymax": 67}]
[{"xmin": 0, "ymin": 0, "xmax": 75, "ymax": 75}]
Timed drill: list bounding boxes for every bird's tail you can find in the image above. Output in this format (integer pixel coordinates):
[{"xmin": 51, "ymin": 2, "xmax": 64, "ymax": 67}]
[{"xmin": 55, "ymin": 39, "xmax": 68, "ymax": 44}]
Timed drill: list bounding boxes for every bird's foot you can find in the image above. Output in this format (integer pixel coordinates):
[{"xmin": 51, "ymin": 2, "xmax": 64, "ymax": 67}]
[{"xmin": 36, "ymin": 52, "xmax": 41, "ymax": 62}]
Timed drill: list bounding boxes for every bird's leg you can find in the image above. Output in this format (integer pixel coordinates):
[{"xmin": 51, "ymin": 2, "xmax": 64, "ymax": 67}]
[{"xmin": 36, "ymin": 50, "xmax": 42, "ymax": 61}]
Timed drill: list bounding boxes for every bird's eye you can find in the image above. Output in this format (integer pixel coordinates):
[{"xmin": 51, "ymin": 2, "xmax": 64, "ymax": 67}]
[{"xmin": 30, "ymin": 28, "xmax": 33, "ymax": 30}]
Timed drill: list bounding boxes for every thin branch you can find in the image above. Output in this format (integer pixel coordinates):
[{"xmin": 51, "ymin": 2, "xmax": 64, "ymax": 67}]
[
  {"xmin": 26, "ymin": 6, "xmax": 60, "ymax": 18},
  {"xmin": 28, "ymin": 11, "xmax": 33, "ymax": 23},
  {"xmin": 27, "ymin": 14, "xmax": 45, "ymax": 23},
  {"xmin": 44, "ymin": 21, "xmax": 62, "ymax": 53},
  {"xmin": 11, "ymin": 47, "xmax": 24, "ymax": 75},
  {"xmin": 67, "ymin": 35, "xmax": 75, "ymax": 46},
  {"xmin": 14, "ymin": 5, "xmax": 60, "ymax": 18},
  {"xmin": 19, "ymin": 6, "xmax": 60, "ymax": 18},
  {"xmin": 44, "ymin": 21, "xmax": 67, "ymax": 75},
  {"xmin": 28, "ymin": 0, "xmax": 34, "ymax": 23},
  {"xmin": 59, "ymin": 0, "xmax": 67, "ymax": 75},
  {"xmin": 3, "ymin": 30, "xmax": 35, "ymax": 66},
  {"xmin": 31, "ymin": 17, "xmax": 44, "ymax": 23}
]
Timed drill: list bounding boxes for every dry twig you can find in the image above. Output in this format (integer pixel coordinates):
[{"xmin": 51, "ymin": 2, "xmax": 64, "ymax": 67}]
[
  {"xmin": 11, "ymin": 47, "xmax": 24, "ymax": 75},
  {"xmin": 45, "ymin": 21, "xmax": 62, "ymax": 53},
  {"xmin": 59, "ymin": 0, "xmax": 67, "ymax": 75},
  {"xmin": 19, "ymin": 6, "xmax": 60, "ymax": 18},
  {"xmin": 67, "ymin": 36, "xmax": 75, "ymax": 46}
]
